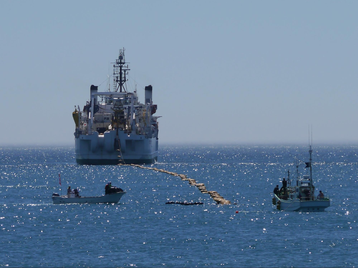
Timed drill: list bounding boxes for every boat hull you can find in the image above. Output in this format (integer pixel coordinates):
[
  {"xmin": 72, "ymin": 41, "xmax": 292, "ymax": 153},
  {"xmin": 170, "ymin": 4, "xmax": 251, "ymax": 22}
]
[
  {"xmin": 274, "ymin": 195, "xmax": 330, "ymax": 212},
  {"xmin": 75, "ymin": 130, "xmax": 158, "ymax": 165},
  {"xmin": 52, "ymin": 192, "xmax": 126, "ymax": 204}
]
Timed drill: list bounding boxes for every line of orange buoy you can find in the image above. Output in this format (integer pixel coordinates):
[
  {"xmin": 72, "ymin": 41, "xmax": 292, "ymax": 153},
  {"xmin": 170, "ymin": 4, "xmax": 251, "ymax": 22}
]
[{"xmin": 119, "ymin": 164, "xmax": 231, "ymax": 205}]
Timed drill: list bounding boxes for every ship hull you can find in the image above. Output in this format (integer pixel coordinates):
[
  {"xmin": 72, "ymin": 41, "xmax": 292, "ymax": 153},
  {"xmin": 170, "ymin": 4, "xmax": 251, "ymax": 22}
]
[
  {"xmin": 75, "ymin": 130, "xmax": 158, "ymax": 165},
  {"xmin": 274, "ymin": 195, "xmax": 330, "ymax": 212},
  {"xmin": 52, "ymin": 192, "xmax": 126, "ymax": 204}
]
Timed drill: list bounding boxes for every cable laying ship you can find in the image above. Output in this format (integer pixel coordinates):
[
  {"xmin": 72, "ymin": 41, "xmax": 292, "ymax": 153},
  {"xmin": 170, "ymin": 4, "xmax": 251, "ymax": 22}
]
[{"xmin": 72, "ymin": 49, "xmax": 160, "ymax": 165}]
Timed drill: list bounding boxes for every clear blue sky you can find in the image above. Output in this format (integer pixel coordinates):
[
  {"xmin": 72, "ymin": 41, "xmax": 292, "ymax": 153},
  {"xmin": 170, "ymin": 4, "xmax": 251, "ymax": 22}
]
[{"xmin": 1, "ymin": 0, "xmax": 357, "ymax": 145}]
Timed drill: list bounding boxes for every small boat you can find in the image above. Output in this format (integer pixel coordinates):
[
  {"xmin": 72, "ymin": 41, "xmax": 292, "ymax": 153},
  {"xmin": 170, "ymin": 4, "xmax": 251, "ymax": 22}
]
[
  {"xmin": 52, "ymin": 187, "xmax": 126, "ymax": 204},
  {"xmin": 272, "ymin": 145, "xmax": 330, "ymax": 212}
]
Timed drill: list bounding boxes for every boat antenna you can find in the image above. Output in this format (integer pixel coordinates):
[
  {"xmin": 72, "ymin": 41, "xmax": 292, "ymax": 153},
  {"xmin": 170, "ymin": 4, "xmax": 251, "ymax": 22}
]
[
  {"xmin": 107, "ymin": 75, "xmax": 111, "ymax": 92},
  {"xmin": 113, "ymin": 48, "xmax": 130, "ymax": 92},
  {"xmin": 58, "ymin": 173, "xmax": 62, "ymax": 196},
  {"xmin": 308, "ymin": 125, "xmax": 313, "ymax": 199},
  {"xmin": 308, "ymin": 124, "xmax": 313, "ymax": 148},
  {"xmin": 309, "ymin": 125, "xmax": 313, "ymax": 182},
  {"xmin": 287, "ymin": 170, "xmax": 291, "ymax": 186},
  {"xmin": 296, "ymin": 158, "xmax": 299, "ymax": 186},
  {"xmin": 309, "ymin": 143, "xmax": 313, "ymax": 182}
]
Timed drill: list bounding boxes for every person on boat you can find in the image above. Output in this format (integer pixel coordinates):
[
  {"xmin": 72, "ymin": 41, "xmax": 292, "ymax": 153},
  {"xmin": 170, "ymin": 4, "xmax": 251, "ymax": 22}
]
[
  {"xmin": 74, "ymin": 188, "xmax": 80, "ymax": 197},
  {"xmin": 318, "ymin": 190, "xmax": 324, "ymax": 199},
  {"xmin": 105, "ymin": 182, "xmax": 113, "ymax": 195},
  {"xmin": 279, "ymin": 178, "xmax": 288, "ymax": 197},
  {"xmin": 282, "ymin": 178, "xmax": 287, "ymax": 190},
  {"xmin": 105, "ymin": 182, "xmax": 110, "ymax": 194},
  {"xmin": 273, "ymin": 185, "xmax": 279, "ymax": 195},
  {"xmin": 67, "ymin": 186, "xmax": 72, "ymax": 197}
]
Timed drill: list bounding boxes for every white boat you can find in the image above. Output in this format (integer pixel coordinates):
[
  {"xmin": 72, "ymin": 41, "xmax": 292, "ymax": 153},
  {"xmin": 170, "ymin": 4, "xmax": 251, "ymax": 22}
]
[
  {"xmin": 272, "ymin": 145, "xmax": 330, "ymax": 212},
  {"xmin": 52, "ymin": 190, "xmax": 126, "ymax": 204}
]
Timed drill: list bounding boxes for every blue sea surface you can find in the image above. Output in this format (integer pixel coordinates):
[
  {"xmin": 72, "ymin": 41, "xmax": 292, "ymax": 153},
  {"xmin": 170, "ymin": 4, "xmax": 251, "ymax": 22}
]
[{"xmin": 0, "ymin": 144, "xmax": 357, "ymax": 267}]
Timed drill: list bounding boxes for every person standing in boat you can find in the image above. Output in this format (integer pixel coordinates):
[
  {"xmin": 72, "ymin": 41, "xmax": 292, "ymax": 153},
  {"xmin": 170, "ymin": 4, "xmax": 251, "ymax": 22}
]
[
  {"xmin": 318, "ymin": 190, "xmax": 324, "ymax": 199},
  {"xmin": 282, "ymin": 178, "xmax": 287, "ymax": 190},
  {"xmin": 273, "ymin": 185, "xmax": 279, "ymax": 196},
  {"xmin": 105, "ymin": 182, "xmax": 113, "ymax": 195},
  {"xmin": 280, "ymin": 178, "xmax": 288, "ymax": 199},
  {"xmin": 105, "ymin": 182, "xmax": 110, "ymax": 195},
  {"xmin": 280, "ymin": 178, "xmax": 287, "ymax": 194},
  {"xmin": 74, "ymin": 188, "xmax": 80, "ymax": 197},
  {"xmin": 67, "ymin": 186, "xmax": 73, "ymax": 197}
]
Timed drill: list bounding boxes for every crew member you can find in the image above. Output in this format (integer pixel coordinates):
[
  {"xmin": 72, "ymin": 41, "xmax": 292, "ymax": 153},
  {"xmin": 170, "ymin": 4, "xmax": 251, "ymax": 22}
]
[
  {"xmin": 74, "ymin": 188, "xmax": 80, "ymax": 197},
  {"xmin": 318, "ymin": 190, "xmax": 324, "ymax": 199},
  {"xmin": 273, "ymin": 185, "xmax": 279, "ymax": 195},
  {"xmin": 67, "ymin": 186, "xmax": 72, "ymax": 197},
  {"xmin": 105, "ymin": 182, "xmax": 110, "ymax": 195},
  {"xmin": 282, "ymin": 178, "xmax": 287, "ymax": 190}
]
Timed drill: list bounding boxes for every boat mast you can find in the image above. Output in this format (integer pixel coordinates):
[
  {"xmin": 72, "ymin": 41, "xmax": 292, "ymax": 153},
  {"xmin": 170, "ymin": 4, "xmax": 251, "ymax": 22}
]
[
  {"xmin": 309, "ymin": 144, "xmax": 313, "ymax": 182},
  {"xmin": 287, "ymin": 170, "xmax": 290, "ymax": 186},
  {"xmin": 308, "ymin": 126, "xmax": 313, "ymax": 198},
  {"xmin": 113, "ymin": 48, "xmax": 130, "ymax": 92},
  {"xmin": 296, "ymin": 159, "xmax": 299, "ymax": 186},
  {"xmin": 309, "ymin": 126, "xmax": 313, "ymax": 183}
]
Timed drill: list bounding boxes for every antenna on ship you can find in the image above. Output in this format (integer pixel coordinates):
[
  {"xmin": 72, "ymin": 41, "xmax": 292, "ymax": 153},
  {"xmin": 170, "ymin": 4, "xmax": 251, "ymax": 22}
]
[
  {"xmin": 296, "ymin": 159, "xmax": 299, "ymax": 186},
  {"xmin": 309, "ymin": 125, "xmax": 313, "ymax": 182},
  {"xmin": 308, "ymin": 125, "xmax": 314, "ymax": 199},
  {"xmin": 113, "ymin": 48, "xmax": 130, "ymax": 92},
  {"xmin": 107, "ymin": 75, "xmax": 111, "ymax": 92}
]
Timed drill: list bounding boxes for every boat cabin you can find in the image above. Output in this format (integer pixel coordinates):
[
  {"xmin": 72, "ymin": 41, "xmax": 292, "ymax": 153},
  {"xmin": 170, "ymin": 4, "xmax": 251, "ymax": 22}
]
[{"xmin": 297, "ymin": 175, "xmax": 315, "ymax": 200}]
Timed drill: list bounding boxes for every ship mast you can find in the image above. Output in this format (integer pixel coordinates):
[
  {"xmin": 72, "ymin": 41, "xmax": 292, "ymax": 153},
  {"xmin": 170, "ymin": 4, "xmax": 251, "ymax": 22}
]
[{"xmin": 113, "ymin": 48, "xmax": 130, "ymax": 92}]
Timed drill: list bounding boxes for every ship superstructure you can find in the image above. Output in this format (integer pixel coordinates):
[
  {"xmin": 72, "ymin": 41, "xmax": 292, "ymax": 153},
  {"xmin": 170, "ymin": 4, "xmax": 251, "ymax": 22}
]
[{"xmin": 73, "ymin": 49, "xmax": 159, "ymax": 164}]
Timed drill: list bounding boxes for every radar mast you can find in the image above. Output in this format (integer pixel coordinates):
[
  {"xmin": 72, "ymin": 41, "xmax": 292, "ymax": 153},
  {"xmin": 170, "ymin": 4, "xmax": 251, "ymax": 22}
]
[{"xmin": 113, "ymin": 48, "xmax": 130, "ymax": 92}]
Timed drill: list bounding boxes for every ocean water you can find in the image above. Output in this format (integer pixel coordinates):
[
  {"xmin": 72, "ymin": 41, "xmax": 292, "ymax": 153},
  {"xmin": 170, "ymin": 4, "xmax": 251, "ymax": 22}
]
[{"xmin": 0, "ymin": 144, "xmax": 357, "ymax": 267}]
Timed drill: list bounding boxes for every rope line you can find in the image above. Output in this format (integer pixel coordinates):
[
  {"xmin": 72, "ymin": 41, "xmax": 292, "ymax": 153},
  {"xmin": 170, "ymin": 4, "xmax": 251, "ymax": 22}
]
[{"xmin": 119, "ymin": 163, "xmax": 231, "ymax": 205}]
